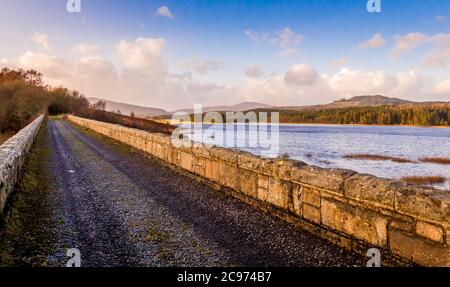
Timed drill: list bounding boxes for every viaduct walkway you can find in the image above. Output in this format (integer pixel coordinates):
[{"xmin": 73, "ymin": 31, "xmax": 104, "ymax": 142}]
[{"xmin": 0, "ymin": 119, "xmax": 366, "ymax": 267}]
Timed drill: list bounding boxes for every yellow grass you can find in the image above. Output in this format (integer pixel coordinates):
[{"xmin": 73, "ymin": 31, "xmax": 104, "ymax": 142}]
[
  {"xmin": 401, "ymin": 176, "xmax": 446, "ymax": 186},
  {"xmin": 419, "ymin": 157, "xmax": 450, "ymax": 165},
  {"xmin": 344, "ymin": 154, "xmax": 415, "ymax": 163}
]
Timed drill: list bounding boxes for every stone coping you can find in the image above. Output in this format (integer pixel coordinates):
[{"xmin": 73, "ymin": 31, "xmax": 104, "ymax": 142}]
[
  {"xmin": 0, "ymin": 115, "xmax": 45, "ymax": 221},
  {"xmin": 68, "ymin": 115, "xmax": 450, "ymax": 266}
]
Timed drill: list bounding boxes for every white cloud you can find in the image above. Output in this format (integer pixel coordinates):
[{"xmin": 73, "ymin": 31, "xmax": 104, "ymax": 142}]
[
  {"xmin": 245, "ymin": 27, "xmax": 303, "ymax": 57},
  {"xmin": 391, "ymin": 32, "xmax": 429, "ymax": 57},
  {"xmin": 278, "ymin": 48, "xmax": 298, "ymax": 58},
  {"xmin": 389, "ymin": 70, "xmax": 429, "ymax": 100},
  {"xmin": 156, "ymin": 6, "xmax": 175, "ymax": 19},
  {"xmin": 270, "ymin": 27, "xmax": 303, "ymax": 48},
  {"xmin": 244, "ymin": 30, "xmax": 269, "ymax": 42},
  {"xmin": 329, "ymin": 68, "xmax": 399, "ymax": 95},
  {"xmin": 245, "ymin": 64, "xmax": 265, "ymax": 78},
  {"xmin": 391, "ymin": 32, "xmax": 450, "ymax": 68},
  {"xmin": 358, "ymin": 33, "xmax": 386, "ymax": 49},
  {"xmin": 434, "ymin": 77, "xmax": 450, "ymax": 95},
  {"xmin": 7, "ymin": 34, "xmax": 447, "ymax": 110},
  {"xmin": 284, "ymin": 64, "xmax": 319, "ymax": 86},
  {"xmin": 19, "ymin": 51, "xmax": 70, "ymax": 79},
  {"xmin": 72, "ymin": 43, "xmax": 101, "ymax": 54},
  {"xmin": 331, "ymin": 57, "xmax": 348, "ymax": 66},
  {"xmin": 176, "ymin": 57, "xmax": 224, "ymax": 74},
  {"xmin": 12, "ymin": 38, "xmax": 229, "ymax": 110},
  {"xmin": 436, "ymin": 15, "xmax": 447, "ymax": 23},
  {"xmin": 423, "ymin": 33, "xmax": 450, "ymax": 68},
  {"xmin": 32, "ymin": 33, "xmax": 50, "ymax": 50},
  {"xmin": 117, "ymin": 37, "xmax": 166, "ymax": 72},
  {"xmin": 237, "ymin": 69, "xmax": 335, "ymax": 106},
  {"xmin": 13, "ymin": 48, "xmax": 437, "ymax": 108}
]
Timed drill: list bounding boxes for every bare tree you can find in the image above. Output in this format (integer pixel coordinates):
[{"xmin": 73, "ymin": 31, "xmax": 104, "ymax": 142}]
[{"xmin": 93, "ymin": 101, "xmax": 106, "ymax": 111}]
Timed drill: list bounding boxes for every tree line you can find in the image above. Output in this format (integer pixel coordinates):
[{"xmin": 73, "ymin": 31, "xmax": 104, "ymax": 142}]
[
  {"xmin": 255, "ymin": 105, "xmax": 450, "ymax": 126},
  {"xmin": 2, "ymin": 66, "xmax": 449, "ymax": 133},
  {"xmin": 0, "ymin": 68, "xmax": 174, "ymax": 137},
  {"xmin": 0, "ymin": 68, "xmax": 90, "ymax": 133}
]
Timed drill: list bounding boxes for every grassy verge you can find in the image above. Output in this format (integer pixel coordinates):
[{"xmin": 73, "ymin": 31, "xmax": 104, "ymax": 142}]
[
  {"xmin": 344, "ymin": 154, "xmax": 415, "ymax": 163},
  {"xmin": 82, "ymin": 110, "xmax": 175, "ymax": 135},
  {"xmin": 0, "ymin": 121, "xmax": 58, "ymax": 267}
]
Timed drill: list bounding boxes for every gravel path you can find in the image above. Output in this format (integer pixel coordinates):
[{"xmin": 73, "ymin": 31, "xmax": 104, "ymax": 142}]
[{"xmin": 16, "ymin": 119, "xmax": 368, "ymax": 267}]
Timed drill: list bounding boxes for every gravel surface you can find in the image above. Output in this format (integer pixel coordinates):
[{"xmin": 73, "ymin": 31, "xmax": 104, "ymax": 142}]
[{"xmin": 6, "ymin": 119, "xmax": 368, "ymax": 267}]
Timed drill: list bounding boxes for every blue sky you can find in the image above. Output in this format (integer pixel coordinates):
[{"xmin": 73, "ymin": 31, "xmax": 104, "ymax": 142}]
[{"xmin": 1, "ymin": 0, "xmax": 450, "ymax": 109}]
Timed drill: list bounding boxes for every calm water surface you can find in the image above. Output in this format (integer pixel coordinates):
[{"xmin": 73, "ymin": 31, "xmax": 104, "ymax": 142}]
[{"xmin": 184, "ymin": 124, "xmax": 450, "ymax": 190}]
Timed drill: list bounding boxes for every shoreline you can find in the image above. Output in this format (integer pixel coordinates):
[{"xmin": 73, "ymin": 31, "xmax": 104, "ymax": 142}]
[
  {"xmin": 277, "ymin": 122, "xmax": 450, "ymax": 129},
  {"xmin": 158, "ymin": 120, "xmax": 450, "ymax": 129}
]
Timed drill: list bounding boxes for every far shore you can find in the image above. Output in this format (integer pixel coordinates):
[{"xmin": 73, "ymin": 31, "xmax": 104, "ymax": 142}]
[
  {"xmin": 278, "ymin": 122, "xmax": 450, "ymax": 129},
  {"xmin": 156, "ymin": 119, "xmax": 450, "ymax": 129}
]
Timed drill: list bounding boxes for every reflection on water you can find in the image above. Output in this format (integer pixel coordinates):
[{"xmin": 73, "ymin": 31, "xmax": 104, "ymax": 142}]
[{"xmin": 184, "ymin": 123, "xmax": 450, "ymax": 190}]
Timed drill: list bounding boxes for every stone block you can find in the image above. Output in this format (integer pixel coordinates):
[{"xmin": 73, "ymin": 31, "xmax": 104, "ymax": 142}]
[
  {"xmin": 321, "ymin": 198, "xmax": 388, "ymax": 247},
  {"xmin": 395, "ymin": 186, "xmax": 450, "ymax": 222},
  {"xmin": 158, "ymin": 135, "xmax": 172, "ymax": 146},
  {"xmin": 170, "ymin": 148, "xmax": 179, "ymax": 165},
  {"xmin": 344, "ymin": 174, "xmax": 401, "ymax": 208},
  {"xmin": 272, "ymin": 158, "xmax": 307, "ymax": 181},
  {"xmin": 303, "ymin": 186, "xmax": 321, "ymax": 207},
  {"xmin": 238, "ymin": 152, "xmax": 274, "ymax": 175},
  {"xmin": 291, "ymin": 166, "xmax": 355, "ymax": 194},
  {"xmin": 390, "ymin": 218, "xmax": 415, "ymax": 233},
  {"xmin": 237, "ymin": 168, "xmax": 258, "ymax": 198},
  {"xmin": 194, "ymin": 156, "xmax": 206, "ymax": 177},
  {"xmin": 180, "ymin": 151, "xmax": 194, "ymax": 172},
  {"xmin": 192, "ymin": 144, "xmax": 211, "ymax": 157},
  {"xmin": 303, "ymin": 203, "xmax": 321, "ymax": 224},
  {"xmin": 161, "ymin": 146, "xmax": 171, "ymax": 162},
  {"xmin": 292, "ymin": 184, "xmax": 303, "ymax": 216},
  {"xmin": 416, "ymin": 221, "xmax": 443, "ymax": 243},
  {"xmin": 144, "ymin": 141, "xmax": 154, "ymax": 155},
  {"xmin": 237, "ymin": 151, "xmax": 263, "ymax": 171},
  {"xmin": 267, "ymin": 178, "xmax": 291, "ymax": 209},
  {"xmin": 209, "ymin": 147, "xmax": 238, "ymax": 164},
  {"xmin": 390, "ymin": 230, "xmax": 450, "ymax": 267},
  {"xmin": 218, "ymin": 163, "xmax": 238, "ymax": 190},
  {"xmin": 257, "ymin": 174, "xmax": 269, "ymax": 202},
  {"xmin": 205, "ymin": 159, "xmax": 220, "ymax": 182}
]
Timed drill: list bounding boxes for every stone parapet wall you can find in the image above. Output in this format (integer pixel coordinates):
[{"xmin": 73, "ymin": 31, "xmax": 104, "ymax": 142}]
[
  {"xmin": 0, "ymin": 115, "xmax": 45, "ymax": 222},
  {"xmin": 68, "ymin": 115, "xmax": 450, "ymax": 266}
]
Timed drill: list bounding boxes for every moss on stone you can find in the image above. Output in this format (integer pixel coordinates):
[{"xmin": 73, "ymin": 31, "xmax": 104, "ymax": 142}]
[{"xmin": 0, "ymin": 121, "xmax": 58, "ymax": 267}]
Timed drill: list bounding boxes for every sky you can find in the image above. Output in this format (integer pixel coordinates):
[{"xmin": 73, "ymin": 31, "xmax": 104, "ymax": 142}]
[{"xmin": 1, "ymin": 0, "xmax": 450, "ymax": 110}]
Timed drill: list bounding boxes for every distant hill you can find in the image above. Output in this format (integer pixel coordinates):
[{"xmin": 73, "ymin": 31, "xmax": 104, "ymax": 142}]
[
  {"xmin": 277, "ymin": 95, "xmax": 418, "ymax": 111},
  {"xmin": 88, "ymin": 95, "xmax": 448, "ymax": 120},
  {"xmin": 329, "ymin": 95, "xmax": 413, "ymax": 107},
  {"xmin": 248, "ymin": 95, "xmax": 450, "ymax": 126},
  {"xmin": 174, "ymin": 101, "xmax": 273, "ymax": 114},
  {"xmin": 87, "ymin": 97, "xmax": 169, "ymax": 117},
  {"xmin": 87, "ymin": 98, "xmax": 272, "ymax": 118}
]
